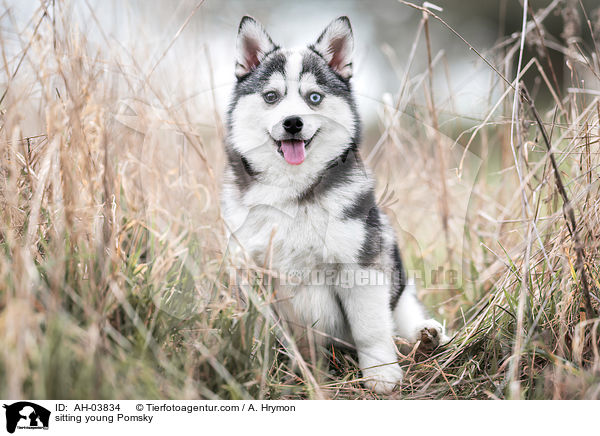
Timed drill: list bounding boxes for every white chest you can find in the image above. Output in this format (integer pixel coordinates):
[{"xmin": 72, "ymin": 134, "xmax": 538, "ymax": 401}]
[{"xmin": 224, "ymin": 195, "xmax": 364, "ymax": 272}]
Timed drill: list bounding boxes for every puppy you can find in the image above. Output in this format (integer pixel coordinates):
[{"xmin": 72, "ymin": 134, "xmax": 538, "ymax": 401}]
[{"xmin": 221, "ymin": 16, "xmax": 448, "ymax": 393}]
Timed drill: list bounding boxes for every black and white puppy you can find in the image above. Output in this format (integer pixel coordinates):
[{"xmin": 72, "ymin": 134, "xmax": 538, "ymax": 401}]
[{"xmin": 221, "ymin": 16, "xmax": 448, "ymax": 393}]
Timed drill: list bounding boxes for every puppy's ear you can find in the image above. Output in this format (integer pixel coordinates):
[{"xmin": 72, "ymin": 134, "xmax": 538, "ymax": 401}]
[
  {"xmin": 235, "ymin": 16, "xmax": 277, "ymax": 79},
  {"xmin": 311, "ymin": 16, "xmax": 353, "ymax": 80}
]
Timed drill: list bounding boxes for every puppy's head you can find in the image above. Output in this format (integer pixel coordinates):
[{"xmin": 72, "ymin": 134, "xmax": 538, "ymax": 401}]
[{"xmin": 227, "ymin": 16, "xmax": 360, "ymax": 181}]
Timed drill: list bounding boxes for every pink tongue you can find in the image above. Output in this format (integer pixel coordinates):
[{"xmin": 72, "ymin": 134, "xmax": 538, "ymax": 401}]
[{"xmin": 280, "ymin": 140, "xmax": 306, "ymax": 165}]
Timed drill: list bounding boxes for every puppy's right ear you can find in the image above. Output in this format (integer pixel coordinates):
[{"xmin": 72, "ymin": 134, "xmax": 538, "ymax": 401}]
[
  {"xmin": 235, "ymin": 16, "xmax": 277, "ymax": 79},
  {"xmin": 312, "ymin": 16, "xmax": 353, "ymax": 80}
]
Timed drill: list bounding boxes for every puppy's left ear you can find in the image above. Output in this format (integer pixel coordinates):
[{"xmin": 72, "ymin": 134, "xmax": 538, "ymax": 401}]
[
  {"xmin": 235, "ymin": 16, "xmax": 277, "ymax": 79},
  {"xmin": 311, "ymin": 16, "xmax": 353, "ymax": 80}
]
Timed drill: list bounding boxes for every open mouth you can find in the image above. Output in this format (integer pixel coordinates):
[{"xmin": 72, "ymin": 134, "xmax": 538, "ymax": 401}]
[{"xmin": 274, "ymin": 133, "xmax": 317, "ymax": 166}]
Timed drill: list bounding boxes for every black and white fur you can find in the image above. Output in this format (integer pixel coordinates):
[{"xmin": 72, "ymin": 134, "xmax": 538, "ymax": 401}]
[{"xmin": 221, "ymin": 16, "xmax": 448, "ymax": 394}]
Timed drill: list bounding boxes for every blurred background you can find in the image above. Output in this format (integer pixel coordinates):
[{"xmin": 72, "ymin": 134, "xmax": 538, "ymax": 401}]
[{"xmin": 5, "ymin": 0, "xmax": 599, "ymax": 132}]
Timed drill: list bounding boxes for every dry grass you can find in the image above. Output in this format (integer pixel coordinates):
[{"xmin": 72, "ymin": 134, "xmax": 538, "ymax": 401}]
[{"xmin": 1, "ymin": 0, "xmax": 599, "ymax": 400}]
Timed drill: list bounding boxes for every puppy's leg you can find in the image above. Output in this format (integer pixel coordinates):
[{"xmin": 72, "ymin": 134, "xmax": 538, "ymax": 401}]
[
  {"xmin": 277, "ymin": 284, "xmax": 350, "ymax": 369},
  {"xmin": 338, "ymin": 269, "xmax": 403, "ymax": 394},
  {"xmin": 393, "ymin": 280, "xmax": 449, "ymax": 350}
]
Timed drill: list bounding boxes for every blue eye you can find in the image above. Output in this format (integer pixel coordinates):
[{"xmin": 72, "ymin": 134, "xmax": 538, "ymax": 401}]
[
  {"xmin": 263, "ymin": 91, "xmax": 279, "ymax": 104},
  {"xmin": 308, "ymin": 92, "xmax": 322, "ymax": 104}
]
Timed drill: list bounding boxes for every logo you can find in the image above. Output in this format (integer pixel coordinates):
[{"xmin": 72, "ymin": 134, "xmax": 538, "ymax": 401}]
[{"xmin": 2, "ymin": 402, "xmax": 50, "ymax": 433}]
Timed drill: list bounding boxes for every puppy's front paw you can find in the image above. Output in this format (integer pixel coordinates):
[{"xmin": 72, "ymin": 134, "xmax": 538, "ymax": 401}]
[
  {"xmin": 416, "ymin": 319, "xmax": 450, "ymax": 351},
  {"xmin": 362, "ymin": 364, "xmax": 403, "ymax": 394}
]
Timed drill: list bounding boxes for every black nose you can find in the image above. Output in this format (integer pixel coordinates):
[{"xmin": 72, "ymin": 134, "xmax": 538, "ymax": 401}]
[{"xmin": 282, "ymin": 116, "xmax": 303, "ymax": 134}]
